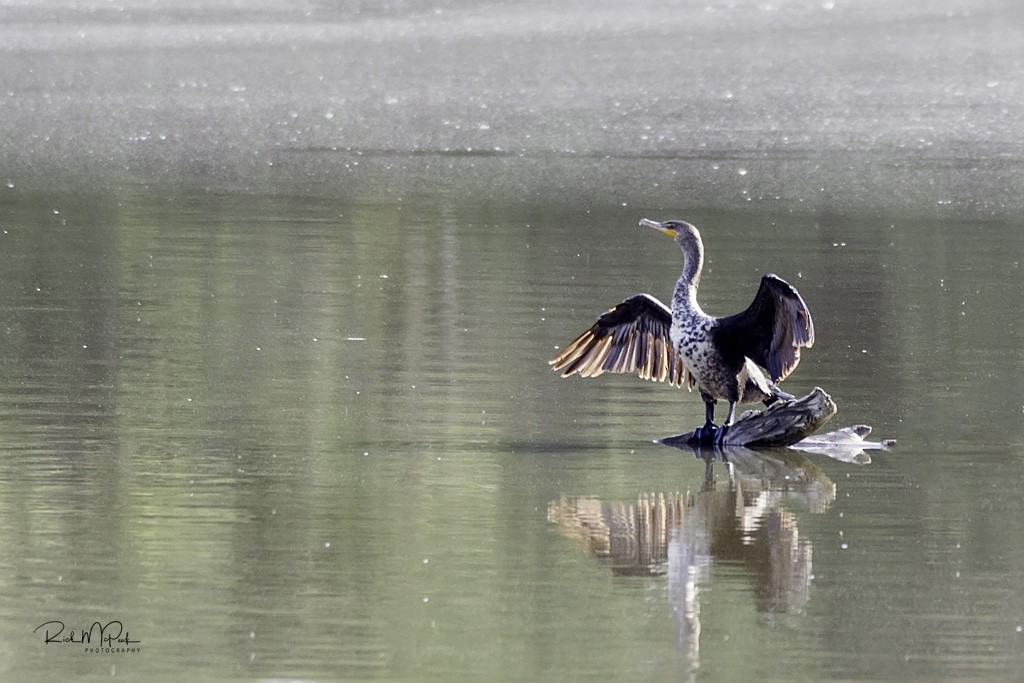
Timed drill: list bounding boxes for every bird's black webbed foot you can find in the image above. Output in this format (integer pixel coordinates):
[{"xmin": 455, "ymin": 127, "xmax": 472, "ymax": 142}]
[
  {"xmin": 714, "ymin": 423, "xmax": 731, "ymax": 446},
  {"xmin": 692, "ymin": 422, "xmax": 720, "ymax": 446}
]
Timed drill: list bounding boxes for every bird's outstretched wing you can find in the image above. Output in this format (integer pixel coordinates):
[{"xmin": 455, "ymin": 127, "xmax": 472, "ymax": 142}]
[
  {"xmin": 549, "ymin": 294, "xmax": 691, "ymax": 388},
  {"xmin": 712, "ymin": 274, "xmax": 814, "ymax": 383}
]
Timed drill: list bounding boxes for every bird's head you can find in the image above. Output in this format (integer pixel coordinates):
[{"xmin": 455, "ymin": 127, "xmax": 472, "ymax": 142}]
[
  {"xmin": 640, "ymin": 218, "xmax": 705, "ymax": 282},
  {"xmin": 639, "ymin": 218, "xmax": 701, "ymax": 245}
]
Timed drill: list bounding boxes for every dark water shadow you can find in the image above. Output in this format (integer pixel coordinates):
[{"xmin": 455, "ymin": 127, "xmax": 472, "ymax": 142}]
[{"xmin": 548, "ymin": 445, "xmax": 842, "ymax": 667}]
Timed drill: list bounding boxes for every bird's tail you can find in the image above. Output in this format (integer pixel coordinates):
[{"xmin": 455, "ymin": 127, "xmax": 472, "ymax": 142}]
[{"xmin": 764, "ymin": 384, "xmax": 796, "ymax": 405}]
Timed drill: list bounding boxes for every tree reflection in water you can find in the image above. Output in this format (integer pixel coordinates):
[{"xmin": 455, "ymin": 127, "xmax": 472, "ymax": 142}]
[{"xmin": 548, "ymin": 447, "xmax": 840, "ymax": 666}]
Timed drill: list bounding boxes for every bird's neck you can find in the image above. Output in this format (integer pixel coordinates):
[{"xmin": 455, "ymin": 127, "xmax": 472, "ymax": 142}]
[
  {"xmin": 673, "ymin": 239, "xmax": 704, "ymax": 316},
  {"xmin": 673, "ymin": 278, "xmax": 702, "ymax": 317}
]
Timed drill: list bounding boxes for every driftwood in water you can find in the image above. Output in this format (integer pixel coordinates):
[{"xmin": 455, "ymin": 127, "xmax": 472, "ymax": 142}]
[
  {"xmin": 659, "ymin": 387, "xmax": 896, "ymax": 455},
  {"xmin": 667, "ymin": 387, "xmax": 838, "ymax": 448},
  {"xmin": 728, "ymin": 387, "xmax": 839, "ymax": 447}
]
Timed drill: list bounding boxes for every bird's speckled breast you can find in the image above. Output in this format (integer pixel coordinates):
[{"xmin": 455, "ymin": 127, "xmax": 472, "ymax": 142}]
[{"xmin": 671, "ymin": 313, "xmax": 733, "ymax": 399}]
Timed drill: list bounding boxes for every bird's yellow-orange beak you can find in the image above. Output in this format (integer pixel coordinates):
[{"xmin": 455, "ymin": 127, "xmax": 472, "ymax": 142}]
[{"xmin": 640, "ymin": 218, "xmax": 675, "ymax": 238}]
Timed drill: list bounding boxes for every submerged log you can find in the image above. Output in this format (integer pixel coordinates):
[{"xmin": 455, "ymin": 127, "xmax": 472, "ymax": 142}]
[
  {"xmin": 659, "ymin": 387, "xmax": 896, "ymax": 455},
  {"xmin": 665, "ymin": 387, "xmax": 839, "ymax": 448}
]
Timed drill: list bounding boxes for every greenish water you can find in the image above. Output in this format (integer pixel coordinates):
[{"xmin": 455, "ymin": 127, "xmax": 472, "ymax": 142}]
[{"xmin": 0, "ymin": 190, "xmax": 1022, "ymax": 680}]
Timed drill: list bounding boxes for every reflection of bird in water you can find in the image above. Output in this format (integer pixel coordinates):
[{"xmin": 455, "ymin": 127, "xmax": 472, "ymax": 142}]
[
  {"xmin": 548, "ymin": 469, "xmax": 817, "ymax": 666},
  {"xmin": 550, "ymin": 219, "xmax": 814, "ymax": 442}
]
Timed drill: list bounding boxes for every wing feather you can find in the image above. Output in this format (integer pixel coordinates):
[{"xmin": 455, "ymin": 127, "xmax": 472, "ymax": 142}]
[
  {"xmin": 712, "ymin": 274, "xmax": 815, "ymax": 383},
  {"xmin": 549, "ymin": 293, "xmax": 690, "ymax": 388}
]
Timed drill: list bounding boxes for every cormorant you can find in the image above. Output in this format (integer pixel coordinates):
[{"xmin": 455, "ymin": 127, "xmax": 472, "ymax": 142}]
[{"xmin": 549, "ymin": 218, "xmax": 814, "ymax": 442}]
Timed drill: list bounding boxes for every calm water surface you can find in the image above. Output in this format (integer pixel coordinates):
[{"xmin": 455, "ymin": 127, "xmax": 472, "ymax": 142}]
[{"xmin": 0, "ymin": 189, "xmax": 1022, "ymax": 679}]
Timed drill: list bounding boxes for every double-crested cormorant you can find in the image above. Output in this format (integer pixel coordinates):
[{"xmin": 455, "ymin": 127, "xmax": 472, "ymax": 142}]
[{"xmin": 549, "ymin": 218, "xmax": 814, "ymax": 442}]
